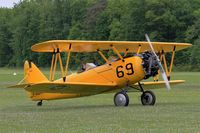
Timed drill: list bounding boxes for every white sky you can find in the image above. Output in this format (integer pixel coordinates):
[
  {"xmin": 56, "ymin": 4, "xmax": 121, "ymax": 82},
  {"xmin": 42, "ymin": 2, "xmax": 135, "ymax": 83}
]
[{"xmin": 0, "ymin": 0, "xmax": 21, "ymax": 8}]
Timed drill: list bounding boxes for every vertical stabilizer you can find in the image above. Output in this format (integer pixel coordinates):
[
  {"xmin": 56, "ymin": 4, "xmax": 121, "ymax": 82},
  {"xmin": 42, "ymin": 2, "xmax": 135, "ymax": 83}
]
[{"xmin": 24, "ymin": 60, "xmax": 49, "ymax": 84}]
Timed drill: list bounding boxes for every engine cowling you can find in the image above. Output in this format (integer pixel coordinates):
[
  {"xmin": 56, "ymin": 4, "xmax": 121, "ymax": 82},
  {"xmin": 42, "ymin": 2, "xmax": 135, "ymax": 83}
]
[{"xmin": 139, "ymin": 51, "xmax": 159, "ymax": 79}]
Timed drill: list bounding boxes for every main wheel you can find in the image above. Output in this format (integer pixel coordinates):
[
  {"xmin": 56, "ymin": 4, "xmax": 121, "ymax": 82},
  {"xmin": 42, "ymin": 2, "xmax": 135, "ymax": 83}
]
[
  {"xmin": 141, "ymin": 91, "xmax": 156, "ymax": 105},
  {"xmin": 114, "ymin": 91, "xmax": 129, "ymax": 106},
  {"xmin": 37, "ymin": 100, "xmax": 43, "ymax": 106}
]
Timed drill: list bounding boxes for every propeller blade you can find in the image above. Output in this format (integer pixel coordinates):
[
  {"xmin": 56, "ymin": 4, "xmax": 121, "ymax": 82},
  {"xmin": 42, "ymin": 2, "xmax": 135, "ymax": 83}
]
[{"xmin": 145, "ymin": 34, "xmax": 171, "ymax": 90}]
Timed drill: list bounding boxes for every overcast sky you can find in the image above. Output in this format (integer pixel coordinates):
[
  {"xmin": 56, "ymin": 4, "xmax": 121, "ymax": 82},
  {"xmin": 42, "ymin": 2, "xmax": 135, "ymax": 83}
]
[{"xmin": 0, "ymin": 0, "xmax": 20, "ymax": 8}]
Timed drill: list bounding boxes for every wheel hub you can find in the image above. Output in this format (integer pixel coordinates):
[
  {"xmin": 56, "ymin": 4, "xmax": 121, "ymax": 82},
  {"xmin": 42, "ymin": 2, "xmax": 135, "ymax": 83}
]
[
  {"xmin": 141, "ymin": 91, "xmax": 156, "ymax": 105},
  {"xmin": 115, "ymin": 94, "xmax": 126, "ymax": 106},
  {"xmin": 114, "ymin": 92, "xmax": 129, "ymax": 106},
  {"xmin": 144, "ymin": 94, "xmax": 153, "ymax": 104}
]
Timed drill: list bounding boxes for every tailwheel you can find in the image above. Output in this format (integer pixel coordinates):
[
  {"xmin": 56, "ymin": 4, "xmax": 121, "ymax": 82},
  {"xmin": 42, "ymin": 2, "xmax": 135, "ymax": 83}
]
[
  {"xmin": 114, "ymin": 91, "xmax": 129, "ymax": 106},
  {"xmin": 37, "ymin": 100, "xmax": 43, "ymax": 106},
  {"xmin": 141, "ymin": 91, "xmax": 156, "ymax": 105}
]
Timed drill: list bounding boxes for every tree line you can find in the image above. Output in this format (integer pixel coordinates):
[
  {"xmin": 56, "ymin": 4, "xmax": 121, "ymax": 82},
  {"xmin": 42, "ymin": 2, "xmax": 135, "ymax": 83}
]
[{"xmin": 0, "ymin": 0, "xmax": 200, "ymax": 71}]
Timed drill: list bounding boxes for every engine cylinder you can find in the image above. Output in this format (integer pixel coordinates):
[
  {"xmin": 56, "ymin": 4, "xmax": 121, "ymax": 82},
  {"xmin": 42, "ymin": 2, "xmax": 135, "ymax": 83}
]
[{"xmin": 139, "ymin": 51, "xmax": 159, "ymax": 79}]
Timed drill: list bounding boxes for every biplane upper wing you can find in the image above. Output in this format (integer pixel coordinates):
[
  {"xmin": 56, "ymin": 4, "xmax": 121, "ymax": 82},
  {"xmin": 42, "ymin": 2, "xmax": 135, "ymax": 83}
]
[
  {"xmin": 23, "ymin": 82, "xmax": 118, "ymax": 94},
  {"xmin": 129, "ymin": 80, "xmax": 185, "ymax": 91},
  {"xmin": 31, "ymin": 40, "xmax": 192, "ymax": 53}
]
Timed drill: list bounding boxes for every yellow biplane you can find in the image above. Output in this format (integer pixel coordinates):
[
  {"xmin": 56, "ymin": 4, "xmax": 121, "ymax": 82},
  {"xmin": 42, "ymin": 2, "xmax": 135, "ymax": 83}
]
[{"xmin": 10, "ymin": 35, "xmax": 192, "ymax": 106}]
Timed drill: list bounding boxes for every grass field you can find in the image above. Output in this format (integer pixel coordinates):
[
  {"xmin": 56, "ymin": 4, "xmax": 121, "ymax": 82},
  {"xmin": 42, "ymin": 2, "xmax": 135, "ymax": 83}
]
[{"xmin": 0, "ymin": 68, "xmax": 200, "ymax": 133}]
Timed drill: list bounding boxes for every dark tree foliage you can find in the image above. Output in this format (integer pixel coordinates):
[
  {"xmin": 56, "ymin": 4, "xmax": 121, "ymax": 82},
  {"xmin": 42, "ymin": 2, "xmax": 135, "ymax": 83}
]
[
  {"xmin": 0, "ymin": 0, "xmax": 199, "ymax": 71},
  {"xmin": 0, "ymin": 8, "xmax": 12, "ymax": 67}
]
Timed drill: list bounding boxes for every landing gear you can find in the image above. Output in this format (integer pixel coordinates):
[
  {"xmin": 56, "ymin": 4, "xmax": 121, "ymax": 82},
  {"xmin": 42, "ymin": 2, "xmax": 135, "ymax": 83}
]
[
  {"xmin": 114, "ymin": 91, "xmax": 129, "ymax": 106},
  {"xmin": 141, "ymin": 91, "xmax": 156, "ymax": 105},
  {"xmin": 37, "ymin": 100, "xmax": 43, "ymax": 106},
  {"xmin": 138, "ymin": 82, "xmax": 156, "ymax": 106}
]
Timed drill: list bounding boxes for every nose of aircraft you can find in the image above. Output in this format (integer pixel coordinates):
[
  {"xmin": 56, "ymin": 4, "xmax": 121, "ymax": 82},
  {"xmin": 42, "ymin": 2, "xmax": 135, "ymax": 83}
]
[{"xmin": 140, "ymin": 51, "xmax": 159, "ymax": 79}]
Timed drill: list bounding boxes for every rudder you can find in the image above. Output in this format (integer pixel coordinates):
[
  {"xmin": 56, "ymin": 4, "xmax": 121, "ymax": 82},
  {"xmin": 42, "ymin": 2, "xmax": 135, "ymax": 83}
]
[{"xmin": 24, "ymin": 60, "xmax": 49, "ymax": 84}]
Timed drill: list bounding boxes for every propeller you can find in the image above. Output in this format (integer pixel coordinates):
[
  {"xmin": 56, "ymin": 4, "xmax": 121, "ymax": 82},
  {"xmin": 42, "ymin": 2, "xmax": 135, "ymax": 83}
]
[{"xmin": 145, "ymin": 34, "xmax": 171, "ymax": 90}]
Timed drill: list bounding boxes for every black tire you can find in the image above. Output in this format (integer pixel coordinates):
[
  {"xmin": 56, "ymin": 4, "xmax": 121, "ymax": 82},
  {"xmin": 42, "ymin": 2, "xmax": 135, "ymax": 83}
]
[
  {"xmin": 141, "ymin": 91, "xmax": 156, "ymax": 105},
  {"xmin": 114, "ymin": 91, "xmax": 129, "ymax": 106},
  {"xmin": 37, "ymin": 100, "xmax": 43, "ymax": 106}
]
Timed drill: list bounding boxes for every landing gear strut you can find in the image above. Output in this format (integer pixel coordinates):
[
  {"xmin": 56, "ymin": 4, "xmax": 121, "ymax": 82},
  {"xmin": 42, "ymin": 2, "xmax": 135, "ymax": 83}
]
[
  {"xmin": 138, "ymin": 82, "xmax": 156, "ymax": 106},
  {"xmin": 114, "ymin": 91, "xmax": 129, "ymax": 106},
  {"xmin": 37, "ymin": 100, "xmax": 43, "ymax": 106}
]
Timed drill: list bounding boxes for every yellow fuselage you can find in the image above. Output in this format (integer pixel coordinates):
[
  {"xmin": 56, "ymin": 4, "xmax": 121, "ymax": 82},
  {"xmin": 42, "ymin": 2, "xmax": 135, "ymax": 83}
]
[{"xmin": 30, "ymin": 56, "xmax": 145, "ymax": 101}]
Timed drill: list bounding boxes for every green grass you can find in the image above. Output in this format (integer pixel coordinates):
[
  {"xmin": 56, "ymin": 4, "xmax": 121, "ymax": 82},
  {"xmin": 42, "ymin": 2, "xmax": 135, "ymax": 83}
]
[{"xmin": 0, "ymin": 68, "xmax": 200, "ymax": 133}]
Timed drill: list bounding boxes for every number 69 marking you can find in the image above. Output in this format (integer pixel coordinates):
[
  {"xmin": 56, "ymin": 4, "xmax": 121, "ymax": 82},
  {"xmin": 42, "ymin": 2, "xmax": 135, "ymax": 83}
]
[{"xmin": 116, "ymin": 63, "xmax": 134, "ymax": 78}]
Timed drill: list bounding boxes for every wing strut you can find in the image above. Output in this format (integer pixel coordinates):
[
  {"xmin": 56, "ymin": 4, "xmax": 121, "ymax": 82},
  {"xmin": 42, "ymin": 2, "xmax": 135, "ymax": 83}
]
[
  {"xmin": 97, "ymin": 49, "xmax": 111, "ymax": 65},
  {"xmin": 123, "ymin": 48, "xmax": 129, "ymax": 57},
  {"xmin": 49, "ymin": 50, "xmax": 55, "ymax": 80},
  {"xmin": 52, "ymin": 50, "xmax": 58, "ymax": 81},
  {"xmin": 49, "ymin": 48, "xmax": 65, "ymax": 81},
  {"xmin": 161, "ymin": 50, "xmax": 170, "ymax": 79},
  {"xmin": 58, "ymin": 52, "xmax": 65, "ymax": 79},
  {"xmin": 136, "ymin": 45, "xmax": 142, "ymax": 54},
  {"xmin": 111, "ymin": 45, "xmax": 124, "ymax": 62},
  {"xmin": 169, "ymin": 46, "xmax": 176, "ymax": 73},
  {"xmin": 153, "ymin": 47, "xmax": 176, "ymax": 81},
  {"xmin": 65, "ymin": 43, "xmax": 72, "ymax": 80}
]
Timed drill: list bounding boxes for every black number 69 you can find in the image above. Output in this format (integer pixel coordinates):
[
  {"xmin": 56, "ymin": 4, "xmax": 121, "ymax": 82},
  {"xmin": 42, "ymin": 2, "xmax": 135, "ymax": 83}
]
[{"xmin": 116, "ymin": 63, "xmax": 134, "ymax": 78}]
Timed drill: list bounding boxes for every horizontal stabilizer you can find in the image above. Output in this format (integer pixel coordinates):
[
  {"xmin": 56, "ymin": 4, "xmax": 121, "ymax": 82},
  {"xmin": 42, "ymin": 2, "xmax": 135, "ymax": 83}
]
[{"xmin": 8, "ymin": 84, "xmax": 30, "ymax": 88}]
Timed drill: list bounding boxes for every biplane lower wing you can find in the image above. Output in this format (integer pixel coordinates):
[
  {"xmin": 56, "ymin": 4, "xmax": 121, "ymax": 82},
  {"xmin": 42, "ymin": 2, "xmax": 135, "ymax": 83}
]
[
  {"xmin": 24, "ymin": 82, "xmax": 118, "ymax": 94},
  {"xmin": 129, "ymin": 80, "xmax": 185, "ymax": 91}
]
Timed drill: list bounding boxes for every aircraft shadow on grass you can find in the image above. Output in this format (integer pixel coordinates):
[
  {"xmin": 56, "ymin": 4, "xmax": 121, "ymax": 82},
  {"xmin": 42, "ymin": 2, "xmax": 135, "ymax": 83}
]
[{"xmin": 2, "ymin": 102, "xmax": 197, "ymax": 113}]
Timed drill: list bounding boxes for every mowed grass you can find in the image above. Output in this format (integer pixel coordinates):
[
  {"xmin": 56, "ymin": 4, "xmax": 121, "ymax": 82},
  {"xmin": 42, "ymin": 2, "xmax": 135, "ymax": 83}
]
[{"xmin": 0, "ymin": 68, "xmax": 200, "ymax": 133}]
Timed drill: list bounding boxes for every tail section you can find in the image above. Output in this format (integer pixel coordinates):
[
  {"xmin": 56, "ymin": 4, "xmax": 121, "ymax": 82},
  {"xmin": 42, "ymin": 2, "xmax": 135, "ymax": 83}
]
[
  {"xmin": 8, "ymin": 61, "xmax": 49, "ymax": 100},
  {"xmin": 24, "ymin": 60, "xmax": 49, "ymax": 84}
]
